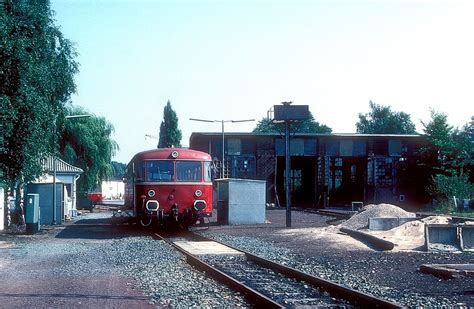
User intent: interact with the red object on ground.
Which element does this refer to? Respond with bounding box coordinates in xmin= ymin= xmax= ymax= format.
xmin=88 ymin=192 xmax=103 ymax=203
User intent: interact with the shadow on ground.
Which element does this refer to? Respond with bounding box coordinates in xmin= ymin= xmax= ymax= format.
xmin=55 ymin=216 xmax=150 ymax=240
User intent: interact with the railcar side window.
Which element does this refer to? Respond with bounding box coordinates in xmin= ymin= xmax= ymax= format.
xmin=146 ymin=160 xmax=174 ymax=182
xmin=204 ymin=161 xmax=212 ymax=182
xmin=176 ymin=161 xmax=202 ymax=182
xmin=135 ymin=161 xmax=145 ymax=181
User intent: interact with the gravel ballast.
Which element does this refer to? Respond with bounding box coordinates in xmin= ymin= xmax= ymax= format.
xmin=0 ymin=212 xmax=247 ymax=308
xmin=2 ymin=207 xmax=473 ymax=308
xmin=105 ymin=236 xmax=247 ymax=307
xmin=199 ymin=207 xmax=474 ymax=308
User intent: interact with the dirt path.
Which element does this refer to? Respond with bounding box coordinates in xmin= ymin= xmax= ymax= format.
xmin=0 ymin=218 xmax=154 ymax=308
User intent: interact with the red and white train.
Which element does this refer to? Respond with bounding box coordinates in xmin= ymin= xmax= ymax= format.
xmin=123 ymin=148 xmax=213 ymax=227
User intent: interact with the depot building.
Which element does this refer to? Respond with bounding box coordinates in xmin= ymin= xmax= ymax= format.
xmin=189 ymin=132 xmax=429 ymax=208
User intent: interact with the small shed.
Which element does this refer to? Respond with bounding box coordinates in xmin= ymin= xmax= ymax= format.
xmin=27 ymin=156 xmax=83 ymax=223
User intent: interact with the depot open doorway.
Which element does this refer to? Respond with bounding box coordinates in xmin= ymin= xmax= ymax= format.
xmin=327 ymin=157 xmax=366 ymax=206
xmin=276 ymin=156 xmax=316 ymax=208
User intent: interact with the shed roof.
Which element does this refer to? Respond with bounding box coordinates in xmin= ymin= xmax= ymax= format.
xmin=42 ymin=156 xmax=83 ymax=174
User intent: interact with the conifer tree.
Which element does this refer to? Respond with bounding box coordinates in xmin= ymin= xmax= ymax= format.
xmin=158 ymin=100 xmax=182 ymax=148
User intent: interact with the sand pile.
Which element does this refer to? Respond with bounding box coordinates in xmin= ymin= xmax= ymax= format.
xmin=369 ymin=215 xmax=451 ymax=251
xmin=340 ymin=203 xmax=416 ymax=230
xmin=420 ymin=216 xmax=450 ymax=225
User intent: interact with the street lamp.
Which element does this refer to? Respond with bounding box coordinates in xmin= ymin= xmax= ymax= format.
xmin=269 ymin=102 xmax=309 ymax=228
xmin=52 ymin=114 xmax=91 ymax=225
xmin=189 ymin=118 xmax=254 ymax=178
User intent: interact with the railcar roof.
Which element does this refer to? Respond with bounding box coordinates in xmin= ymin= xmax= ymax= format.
xmin=131 ymin=148 xmax=212 ymax=162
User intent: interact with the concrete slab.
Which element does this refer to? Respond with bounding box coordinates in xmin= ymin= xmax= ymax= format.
xmin=340 ymin=227 xmax=395 ymax=251
xmin=425 ymin=224 xmax=460 ymax=252
xmin=460 ymin=225 xmax=474 ymax=251
xmin=0 ymin=241 xmax=15 ymax=249
xmin=173 ymin=240 xmax=244 ymax=255
xmin=368 ymin=217 xmax=418 ymax=231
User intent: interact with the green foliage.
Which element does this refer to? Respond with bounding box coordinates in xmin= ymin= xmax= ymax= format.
xmin=429 ymin=173 xmax=473 ymax=213
xmin=421 ymin=111 xmax=474 ymax=211
xmin=356 ymin=101 xmax=417 ymax=134
xmin=0 ymin=1 xmax=78 ymax=187
xmin=60 ymin=105 xmax=118 ymax=191
xmin=455 ymin=117 xmax=474 ymax=180
xmin=111 ymin=161 xmax=126 ymax=180
xmin=158 ymin=100 xmax=182 ymax=148
xmin=419 ymin=110 xmax=470 ymax=174
xmin=253 ymin=112 xmax=332 ymax=134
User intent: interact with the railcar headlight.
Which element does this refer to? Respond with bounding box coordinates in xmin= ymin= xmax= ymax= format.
xmin=146 ymin=200 xmax=159 ymax=211
xmin=194 ymin=189 xmax=202 ymax=197
xmin=171 ymin=151 xmax=179 ymax=158
xmin=148 ymin=190 xmax=156 ymax=197
xmin=193 ymin=200 xmax=206 ymax=211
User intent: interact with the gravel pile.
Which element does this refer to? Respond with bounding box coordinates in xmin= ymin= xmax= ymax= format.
xmin=340 ymin=203 xmax=415 ymax=230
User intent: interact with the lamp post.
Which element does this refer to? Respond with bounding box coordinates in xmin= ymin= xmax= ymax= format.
xmin=282 ymin=102 xmax=292 ymax=228
xmin=52 ymin=114 xmax=90 ymax=225
xmin=189 ymin=118 xmax=254 ymax=178
xmin=270 ymin=102 xmax=309 ymax=228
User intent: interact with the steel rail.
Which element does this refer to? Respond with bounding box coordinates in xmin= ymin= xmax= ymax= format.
xmin=153 ymin=233 xmax=284 ymax=309
xmin=191 ymin=233 xmax=405 ymax=309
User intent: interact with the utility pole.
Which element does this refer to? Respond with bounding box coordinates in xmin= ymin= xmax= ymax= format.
xmin=284 ymin=105 xmax=292 ymax=227
xmin=269 ymin=102 xmax=309 ymax=228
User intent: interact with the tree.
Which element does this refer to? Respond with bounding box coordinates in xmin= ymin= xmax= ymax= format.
xmin=253 ymin=112 xmax=332 ymax=134
xmin=111 ymin=161 xmax=126 ymax=180
xmin=420 ymin=110 xmax=456 ymax=174
xmin=421 ymin=111 xmax=474 ymax=211
xmin=60 ymin=105 xmax=118 ymax=191
xmin=454 ymin=116 xmax=474 ymax=182
xmin=0 ymin=1 xmax=77 ymax=195
xmin=158 ymin=100 xmax=182 ymax=148
xmin=356 ymin=101 xmax=417 ymax=134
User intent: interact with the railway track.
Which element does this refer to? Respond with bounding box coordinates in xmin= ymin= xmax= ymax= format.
xmin=153 ymin=231 xmax=404 ymax=308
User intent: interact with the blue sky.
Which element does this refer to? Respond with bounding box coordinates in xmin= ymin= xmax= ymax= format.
xmin=51 ymin=0 xmax=474 ymax=163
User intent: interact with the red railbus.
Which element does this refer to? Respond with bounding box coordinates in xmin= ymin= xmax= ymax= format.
xmin=123 ymin=148 xmax=213 ymax=227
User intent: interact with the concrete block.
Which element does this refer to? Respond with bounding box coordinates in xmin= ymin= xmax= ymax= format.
xmin=216 ymin=179 xmax=266 ymax=225
xmin=369 ymin=217 xmax=418 ymax=231
xmin=351 ymin=201 xmax=363 ymax=211
xmin=425 ymin=224 xmax=460 ymax=252
xmin=460 ymin=225 xmax=474 ymax=251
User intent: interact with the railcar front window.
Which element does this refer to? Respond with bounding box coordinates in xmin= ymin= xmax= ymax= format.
xmin=146 ymin=160 xmax=174 ymax=182
xmin=176 ymin=161 xmax=202 ymax=182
